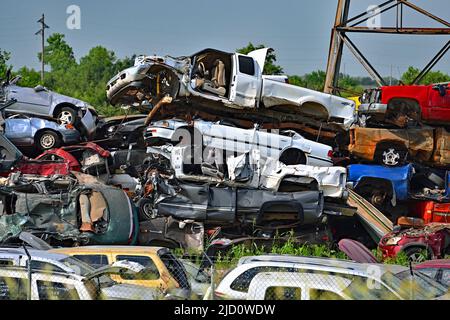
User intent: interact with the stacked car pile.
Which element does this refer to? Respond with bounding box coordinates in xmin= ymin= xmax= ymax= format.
xmin=0 ymin=47 xmax=448 ymax=264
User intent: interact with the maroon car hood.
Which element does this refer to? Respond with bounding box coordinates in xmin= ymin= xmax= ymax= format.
xmin=338 ymin=239 xmax=379 ymax=263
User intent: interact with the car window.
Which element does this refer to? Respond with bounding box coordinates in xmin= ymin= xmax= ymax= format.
xmin=238 ymin=56 xmax=255 ymax=76
xmin=116 ymin=255 xmax=160 ymax=280
xmin=343 ymin=275 xmax=398 ymax=300
xmin=159 ymin=252 xmax=190 ymax=290
xmin=264 ymin=286 xmax=301 ymax=300
xmin=440 ymin=270 xmax=450 ymax=287
xmin=389 ymin=270 xmax=447 ymax=299
xmin=309 ymin=288 xmax=344 ymax=300
xmin=73 ymin=254 xmax=109 ymax=269
xmin=0 ymin=276 xmax=28 ymax=300
xmin=230 ymin=267 xmax=296 ymax=293
xmin=417 ymin=268 xmax=438 ymax=279
xmin=30 ymin=261 xmax=65 ymax=273
xmin=37 ymin=280 xmax=80 ymax=300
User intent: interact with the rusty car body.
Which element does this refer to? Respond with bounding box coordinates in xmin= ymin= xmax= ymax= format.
xmin=348 ymin=126 xmax=450 ymax=167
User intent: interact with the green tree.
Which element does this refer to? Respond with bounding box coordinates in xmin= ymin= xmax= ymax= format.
xmin=14 ymin=67 xmax=41 ymax=88
xmin=0 ymin=49 xmax=11 ymax=77
xmin=302 ymin=70 xmax=326 ymax=91
xmin=237 ymin=43 xmax=283 ymax=75
xmin=38 ymin=33 xmax=76 ymax=72
xmin=401 ymin=66 xmax=450 ymax=85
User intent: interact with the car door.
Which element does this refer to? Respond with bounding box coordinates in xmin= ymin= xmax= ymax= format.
xmin=6 ymin=85 xmax=51 ymax=116
xmin=229 ymin=54 xmax=261 ymax=108
xmin=4 ymin=117 xmax=33 ymax=145
xmin=428 ymin=85 xmax=450 ymax=122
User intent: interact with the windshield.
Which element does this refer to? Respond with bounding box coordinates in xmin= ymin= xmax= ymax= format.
xmin=382 ymin=270 xmax=448 ymax=300
xmin=58 ymin=256 xmax=116 ymax=288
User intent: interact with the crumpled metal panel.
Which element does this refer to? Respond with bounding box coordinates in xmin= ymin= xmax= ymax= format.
xmin=432 ymin=127 xmax=450 ymax=166
xmin=261 ymin=80 xmax=356 ymax=129
xmin=0 ymin=192 xmax=83 ymax=243
xmin=260 ymin=158 xmax=347 ymax=198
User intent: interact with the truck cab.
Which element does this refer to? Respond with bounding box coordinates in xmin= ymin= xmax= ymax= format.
xmin=359 ymin=83 xmax=450 ymax=127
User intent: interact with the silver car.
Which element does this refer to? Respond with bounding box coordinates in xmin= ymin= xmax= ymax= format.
xmin=0 ymin=247 xmax=160 ymax=300
xmin=1 ymin=72 xmax=97 ymax=133
xmin=4 ymin=114 xmax=80 ymax=151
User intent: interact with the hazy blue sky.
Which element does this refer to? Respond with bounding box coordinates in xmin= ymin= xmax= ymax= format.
xmin=0 ymin=0 xmax=449 ymax=78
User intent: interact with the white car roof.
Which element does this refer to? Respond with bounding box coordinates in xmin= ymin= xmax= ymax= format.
xmin=237 ymin=255 xmax=407 ymax=276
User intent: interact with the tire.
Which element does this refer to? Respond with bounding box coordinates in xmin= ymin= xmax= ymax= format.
xmin=36 ymin=131 xmax=61 ymax=152
xmin=137 ymin=198 xmax=154 ymax=221
xmin=56 ymin=107 xmax=77 ymax=125
xmin=403 ymin=247 xmax=430 ymax=264
xmin=375 ymin=145 xmax=408 ymax=166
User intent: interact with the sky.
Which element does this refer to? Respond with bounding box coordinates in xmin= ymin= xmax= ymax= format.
xmin=0 ymin=0 xmax=449 ymax=78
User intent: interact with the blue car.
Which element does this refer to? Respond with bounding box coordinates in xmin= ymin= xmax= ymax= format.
xmin=3 ymin=114 xmax=80 ymax=152
xmin=347 ymin=164 xmax=449 ymax=213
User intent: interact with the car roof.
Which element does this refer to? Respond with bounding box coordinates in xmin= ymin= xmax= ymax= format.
xmin=50 ymin=245 xmax=165 ymax=255
xmin=0 ymin=247 xmax=69 ymax=261
xmin=238 ymin=255 xmax=407 ymax=275
xmin=415 ymin=259 xmax=450 ymax=269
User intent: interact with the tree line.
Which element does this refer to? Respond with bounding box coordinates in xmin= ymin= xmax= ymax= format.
xmin=1 ymin=36 xmax=449 ymax=116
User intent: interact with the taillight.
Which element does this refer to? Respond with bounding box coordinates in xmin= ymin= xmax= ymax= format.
xmin=327 ymin=150 xmax=334 ymax=158
xmin=65 ymin=124 xmax=75 ymax=129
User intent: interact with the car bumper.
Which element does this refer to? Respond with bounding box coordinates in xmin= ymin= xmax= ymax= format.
xmin=359 ymin=103 xmax=387 ymax=115
xmin=378 ymin=243 xmax=402 ymax=259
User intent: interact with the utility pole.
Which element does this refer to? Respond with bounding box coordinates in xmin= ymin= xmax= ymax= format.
xmin=35 ymin=14 xmax=49 ymax=84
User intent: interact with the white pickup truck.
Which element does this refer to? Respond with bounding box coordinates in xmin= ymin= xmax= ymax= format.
xmin=106 ymin=48 xmax=356 ymax=131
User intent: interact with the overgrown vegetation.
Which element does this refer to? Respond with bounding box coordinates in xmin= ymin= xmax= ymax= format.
xmin=1 ymin=38 xmax=449 ymax=117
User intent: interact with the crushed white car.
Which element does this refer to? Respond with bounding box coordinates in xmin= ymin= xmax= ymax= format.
xmin=145 ymin=118 xmax=334 ymax=167
xmin=106 ymin=48 xmax=356 ymax=131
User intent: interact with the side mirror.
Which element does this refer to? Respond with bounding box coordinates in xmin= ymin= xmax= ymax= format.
xmin=34 ymin=85 xmax=45 ymax=92
xmin=432 ymin=84 xmax=447 ymax=97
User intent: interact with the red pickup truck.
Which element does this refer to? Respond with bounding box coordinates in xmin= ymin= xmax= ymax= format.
xmin=359 ymin=83 xmax=450 ymax=127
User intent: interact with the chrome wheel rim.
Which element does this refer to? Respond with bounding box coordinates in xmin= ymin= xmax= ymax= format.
xmin=382 ymin=148 xmax=400 ymax=166
xmin=58 ymin=110 xmax=73 ymax=125
xmin=40 ymin=134 xmax=55 ymax=149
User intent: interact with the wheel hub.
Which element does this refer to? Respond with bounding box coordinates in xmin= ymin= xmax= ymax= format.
xmin=40 ymin=134 xmax=55 ymax=149
xmin=58 ymin=111 xmax=73 ymax=125
xmin=382 ymin=148 xmax=400 ymax=166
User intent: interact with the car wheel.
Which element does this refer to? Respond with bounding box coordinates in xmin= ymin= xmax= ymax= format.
xmin=377 ymin=146 xmax=407 ymax=166
xmin=138 ymin=198 xmax=154 ymax=221
xmin=404 ymin=247 xmax=429 ymax=263
xmin=36 ymin=131 xmax=61 ymax=151
xmin=57 ymin=107 xmax=77 ymax=125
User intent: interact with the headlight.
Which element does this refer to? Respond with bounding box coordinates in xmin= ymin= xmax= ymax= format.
xmin=107 ymin=126 xmax=117 ymax=133
xmin=384 ymin=236 xmax=402 ymax=246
